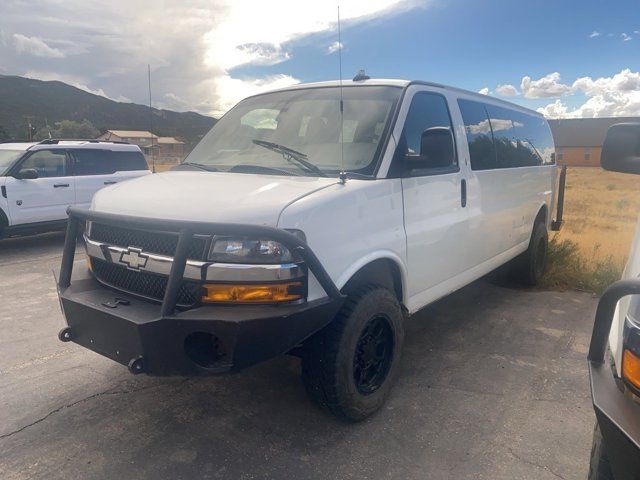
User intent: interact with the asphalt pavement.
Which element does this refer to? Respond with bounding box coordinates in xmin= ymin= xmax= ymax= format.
xmin=0 ymin=232 xmax=597 ymax=479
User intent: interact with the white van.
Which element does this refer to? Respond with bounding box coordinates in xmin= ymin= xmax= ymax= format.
xmin=0 ymin=140 xmax=150 ymax=238
xmin=56 ymin=79 xmax=562 ymax=421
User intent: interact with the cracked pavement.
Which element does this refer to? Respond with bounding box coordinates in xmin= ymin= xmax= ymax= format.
xmin=0 ymin=232 xmax=596 ymax=479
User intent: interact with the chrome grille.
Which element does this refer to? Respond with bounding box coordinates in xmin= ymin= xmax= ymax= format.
xmin=91 ymin=258 xmax=201 ymax=307
xmin=90 ymin=222 xmax=208 ymax=260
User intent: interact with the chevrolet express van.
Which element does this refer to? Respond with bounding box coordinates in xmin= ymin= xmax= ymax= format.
xmin=56 ymin=79 xmax=561 ymax=421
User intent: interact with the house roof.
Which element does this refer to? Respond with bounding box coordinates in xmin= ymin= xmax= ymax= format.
xmin=102 ymin=130 xmax=157 ymax=139
xmin=157 ymin=136 xmax=184 ymax=144
xmin=548 ymin=117 xmax=640 ymax=148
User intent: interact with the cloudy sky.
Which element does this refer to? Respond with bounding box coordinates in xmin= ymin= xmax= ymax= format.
xmin=1 ymin=0 xmax=639 ymax=118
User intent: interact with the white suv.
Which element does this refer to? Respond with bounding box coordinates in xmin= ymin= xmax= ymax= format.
xmin=0 ymin=140 xmax=150 ymax=238
xmin=55 ymin=79 xmax=562 ymax=421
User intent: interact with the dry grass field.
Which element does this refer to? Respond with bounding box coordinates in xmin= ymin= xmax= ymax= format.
xmin=543 ymin=167 xmax=640 ymax=293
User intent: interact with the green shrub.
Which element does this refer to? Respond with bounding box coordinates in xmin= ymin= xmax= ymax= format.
xmin=541 ymin=237 xmax=624 ymax=294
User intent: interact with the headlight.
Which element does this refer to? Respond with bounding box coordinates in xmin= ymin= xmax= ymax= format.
xmin=208 ymin=236 xmax=295 ymax=264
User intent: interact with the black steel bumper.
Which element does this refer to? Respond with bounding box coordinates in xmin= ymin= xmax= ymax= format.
xmin=588 ymin=280 xmax=640 ymax=479
xmin=56 ymin=208 xmax=344 ymax=376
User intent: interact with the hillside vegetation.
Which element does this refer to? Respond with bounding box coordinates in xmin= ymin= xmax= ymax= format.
xmin=0 ymin=75 xmax=216 ymax=148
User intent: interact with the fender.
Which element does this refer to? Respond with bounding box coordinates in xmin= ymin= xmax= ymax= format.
xmin=335 ymin=249 xmax=409 ymax=306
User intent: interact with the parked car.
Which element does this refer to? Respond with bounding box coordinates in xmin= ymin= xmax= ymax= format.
xmin=0 ymin=139 xmax=150 ymax=238
xmin=55 ymin=78 xmax=563 ymax=421
xmin=587 ymin=123 xmax=640 ymax=479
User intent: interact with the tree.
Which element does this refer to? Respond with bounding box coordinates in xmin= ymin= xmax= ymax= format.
xmin=0 ymin=125 xmax=9 ymax=142
xmin=34 ymin=119 xmax=100 ymax=140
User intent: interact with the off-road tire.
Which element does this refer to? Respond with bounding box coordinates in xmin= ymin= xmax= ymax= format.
xmin=511 ymin=219 xmax=548 ymax=286
xmin=588 ymin=422 xmax=614 ymax=480
xmin=301 ymin=285 xmax=404 ymax=422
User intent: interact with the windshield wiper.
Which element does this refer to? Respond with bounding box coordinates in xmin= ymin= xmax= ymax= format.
xmin=252 ymin=139 xmax=327 ymax=177
xmin=176 ymin=162 xmax=218 ymax=172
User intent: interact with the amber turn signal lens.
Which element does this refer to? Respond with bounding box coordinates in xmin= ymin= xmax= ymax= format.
xmin=623 ymin=349 xmax=640 ymax=390
xmin=202 ymin=282 xmax=304 ymax=304
xmin=86 ymin=255 xmax=93 ymax=271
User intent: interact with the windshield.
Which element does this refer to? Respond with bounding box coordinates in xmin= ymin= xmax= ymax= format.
xmin=0 ymin=149 xmax=25 ymax=175
xmin=185 ymin=86 xmax=402 ymax=177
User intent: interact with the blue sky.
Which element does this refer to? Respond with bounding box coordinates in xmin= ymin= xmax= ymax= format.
xmin=2 ymin=0 xmax=639 ymax=118
xmin=233 ymin=0 xmax=640 ymax=116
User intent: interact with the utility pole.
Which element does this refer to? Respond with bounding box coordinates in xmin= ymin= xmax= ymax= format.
xmin=24 ymin=115 xmax=34 ymax=141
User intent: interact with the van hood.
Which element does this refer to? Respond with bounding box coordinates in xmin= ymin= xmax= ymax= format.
xmin=91 ymin=171 xmax=338 ymax=226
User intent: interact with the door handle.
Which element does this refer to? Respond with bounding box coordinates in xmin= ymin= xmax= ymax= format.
xmin=103 ymin=181 xmax=117 ymax=185
xmin=461 ymin=179 xmax=467 ymax=208
xmin=53 ymin=183 xmax=70 ymax=188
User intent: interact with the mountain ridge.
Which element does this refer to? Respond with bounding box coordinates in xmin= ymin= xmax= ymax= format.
xmin=0 ymin=75 xmax=216 ymax=147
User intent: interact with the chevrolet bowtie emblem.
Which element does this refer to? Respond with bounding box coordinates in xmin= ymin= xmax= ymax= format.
xmin=120 ymin=247 xmax=149 ymax=271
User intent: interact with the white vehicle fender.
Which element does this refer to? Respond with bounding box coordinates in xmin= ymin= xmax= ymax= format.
xmin=335 ymin=249 xmax=409 ymax=305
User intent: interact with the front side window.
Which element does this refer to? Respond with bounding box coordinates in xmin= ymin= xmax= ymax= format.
xmin=185 ymin=86 xmax=401 ymax=177
xmin=395 ymin=92 xmax=457 ymax=176
xmin=20 ymin=150 xmax=68 ymax=177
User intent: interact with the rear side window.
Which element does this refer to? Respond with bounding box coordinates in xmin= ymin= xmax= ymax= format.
xmin=512 ymin=112 xmax=555 ymax=165
xmin=458 ymin=99 xmax=496 ymax=170
xmin=72 ymin=149 xmax=148 ymax=175
xmin=459 ymin=100 xmax=555 ymax=170
xmin=485 ymin=105 xmax=517 ymax=169
xmin=112 ymin=151 xmax=148 ymax=171
xmin=72 ymin=150 xmax=114 ymax=175
xmin=21 ymin=150 xmax=69 ymax=177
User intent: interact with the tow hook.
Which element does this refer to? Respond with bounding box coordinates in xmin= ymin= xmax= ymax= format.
xmin=58 ymin=327 xmax=73 ymax=342
xmin=128 ymin=356 xmax=145 ymax=375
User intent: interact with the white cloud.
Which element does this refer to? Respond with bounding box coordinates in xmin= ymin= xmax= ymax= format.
xmin=495 ymin=84 xmax=518 ymax=96
xmin=536 ymin=99 xmax=569 ymax=118
xmin=478 ymin=87 xmax=489 ymax=95
xmin=537 ymin=69 xmax=640 ymax=118
xmin=212 ymin=74 xmax=300 ymax=113
xmin=520 ymin=72 xmax=571 ymax=98
xmin=621 ymin=33 xmax=632 ymax=42
xmin=327 ymin=41 xmax=343 ymax=54
xmin=12 ymin=33 xmax=64 ymax=58
xmin=588 ymin=31 xmax=601 ymax=38
xmin=1 ymin=0 xmax=424 ymax=116
xmin=204 ymin=1 xmax=421 ymax=71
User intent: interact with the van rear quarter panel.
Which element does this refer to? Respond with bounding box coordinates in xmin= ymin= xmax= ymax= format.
xmin=277 ymin=179 xmax=407 ymax=304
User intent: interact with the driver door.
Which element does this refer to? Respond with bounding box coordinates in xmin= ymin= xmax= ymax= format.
xmin=397 ymin=90 xmax=472 ymax=310
xmin=5 ymin=149 xmax=74 ymax=225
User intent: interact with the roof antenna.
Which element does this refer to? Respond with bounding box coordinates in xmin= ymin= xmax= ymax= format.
xmin=337 ymin=5 xmax=347 ymax=184
xmin=148 ymin=64 xmax=156 ymax=173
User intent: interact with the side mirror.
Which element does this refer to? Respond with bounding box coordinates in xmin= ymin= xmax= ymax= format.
xmin=404 ymin=127 xmax=455 ymax=174
xmin=15 ymin=168 xmax=39 ymax=180
xmin=601 ymin=123 xmax=640 ymax=174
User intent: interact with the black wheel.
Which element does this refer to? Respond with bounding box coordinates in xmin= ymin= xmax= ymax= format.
xmin=511 ymin=220 xmax=548 ymax=286
xmin=588 ymin=422 xmax=614 ymax=480
xmin=301 ymin=285 xmax=404 ymax=422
